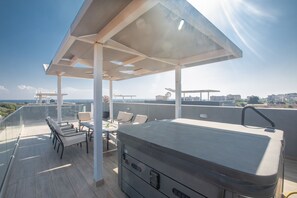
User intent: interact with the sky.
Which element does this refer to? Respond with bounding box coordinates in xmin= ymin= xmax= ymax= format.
xmin=0 ymin=0 xmax=296 ymax=100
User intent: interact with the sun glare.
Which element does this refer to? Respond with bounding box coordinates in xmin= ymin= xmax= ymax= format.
xmin=188 ymin=0 xmax=278 ymax=58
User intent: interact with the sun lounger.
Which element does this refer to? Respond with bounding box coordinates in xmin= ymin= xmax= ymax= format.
xmin=112 ymin=111 xmax=133 ymax=124
xmin=132 ymin=114 xmax=148 ymax=124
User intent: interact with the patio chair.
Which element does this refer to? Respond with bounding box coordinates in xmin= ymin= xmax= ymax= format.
xmin=109 ymin=113 xmax=147 ymax=147
xmin=132 ymin=114 xmax=148 ymax=124
xmin=46 ymin=117 xmax=77 ymax=150
xmin=46 ymin=116 xmax=74 ymax=139
xmin=113 ymin=111 xmax=133 ymax=124
xmin=77 ymin=112 xmax=92 ymax=130
xmin=51 ymin=120 xmax=88 ymax=159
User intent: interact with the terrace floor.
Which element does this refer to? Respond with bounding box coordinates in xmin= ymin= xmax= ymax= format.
xmin=3 ymin=124 xmax=297 ymax=198
xmin=4 ymin=124 xmax=124 ymax=198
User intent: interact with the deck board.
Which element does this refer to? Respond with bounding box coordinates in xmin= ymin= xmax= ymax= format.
xmin=35 ymin=172 xmax=56 ymax=198
xmin=3 ymin=124 xmax=297 ymax=198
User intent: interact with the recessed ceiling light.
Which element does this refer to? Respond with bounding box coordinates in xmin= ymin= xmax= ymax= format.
xmin=123 ymin=64 xmax=134 ymax=67
xmin=178 ymin=19 xmax=184 ymax=31
xmin=110 ymin=60 xmax=123 ymax=65
xmin=119 ymin=70 xmax=134 ymax=74
xmin=61 ymin=58 xmax=71 ymax=61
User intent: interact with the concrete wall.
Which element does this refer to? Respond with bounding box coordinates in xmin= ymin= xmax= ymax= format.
xmin=110 ymin=103 xmax=297 ymax=159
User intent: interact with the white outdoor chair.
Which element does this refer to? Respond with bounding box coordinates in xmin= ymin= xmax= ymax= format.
xmin=51 ymin=119 xmax=88 ymax=159
xmin=46 ymin=117 xmax=76 ymax=147
xmin=77 ymin=112 xmax=92 ymax=130
xmin=109 ymin=113 xmax=147 ymax=147
xmin=113 ymin=111 xmax=133 ymax=124
xmin=132 ymin=114 xmax=148 ymax=124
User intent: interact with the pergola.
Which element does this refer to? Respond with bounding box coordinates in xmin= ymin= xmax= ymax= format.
xmin=44 ymin=0 xmax=242 ymax=185
xmin=165 ymin=88 xmax=220 ymax=101
xmin=114 ymin=94 xmax=136 ymax=102
xmin=35 ymin=92 xmax=67 ymax=103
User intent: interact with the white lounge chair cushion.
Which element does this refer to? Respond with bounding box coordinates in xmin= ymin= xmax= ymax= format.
xmin=133 ymin=115 xmax=148 ymax=124
xmin=50 ymin=119 xmax=76 ymax=135
xmin=113 ymin=111 xmax=133 ymax=124
xmin=116 ymin=111 xmax=126 ymax=120
xmin=61 ymin=128 xmax=77 ymax=135
xmin=61 ymin=133 xmax=86 ymax=147
xmin=121 ymin=112 xmax=133 ymax=122
xmin=50 ymin=119 xmax=86 ymax=145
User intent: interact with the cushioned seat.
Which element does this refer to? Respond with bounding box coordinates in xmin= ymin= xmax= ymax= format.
xmin=132 ymin=114 xmax=148 ymax=124
xmin=50 ymin=119 xmax=88 ymax=159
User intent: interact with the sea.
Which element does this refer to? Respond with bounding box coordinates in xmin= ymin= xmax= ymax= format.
xmin=0 ymin=99 xmax=152 ymax=104
xmin=0 ymin=99 xmax=93 ymax=104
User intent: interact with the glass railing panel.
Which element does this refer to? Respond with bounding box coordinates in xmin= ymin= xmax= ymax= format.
xmin=0 ymin=121 xmax=7 ymax=190
xmin=5 ymin=109 xmax=22 ymax=157
xmin=21 ymin=104 xmax=84 ymax=125
xmin=62 ymin=104 xmax=84 ymax=121
xmin=0 ymin=107 xmax=23 ymax=191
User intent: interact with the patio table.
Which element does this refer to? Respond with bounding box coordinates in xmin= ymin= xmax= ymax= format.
xmin=80 ymin=121 xmax=118 ymax=150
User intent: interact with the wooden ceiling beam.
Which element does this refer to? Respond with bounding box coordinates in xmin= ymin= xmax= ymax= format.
xmin=96 ymin=0 xmax=159 ymax=43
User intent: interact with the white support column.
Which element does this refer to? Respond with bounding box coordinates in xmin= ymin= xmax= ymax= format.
xmin=175 ymin=65 xmax=182 ymax=119
xmin=57 ymin=75 xmax=62 ymax=123
xmin=200 ymin=92 xmax=202 ymax=101
xmin=109 ymin=78 xmax=114 ymax=122
xmin=93 ymin=43 xmax=104 ymax=186
xmin=208 ymin=92 xmax=210 ymax=101
xmin=39 ymin=95 xmax=42 ymax=104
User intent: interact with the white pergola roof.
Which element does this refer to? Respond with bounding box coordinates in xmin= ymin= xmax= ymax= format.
xmin=35 ymin=92 xmax=67 ymax=97
xmin=166 ymin=88 xmax=220 ymax=94
xmin=45 ymin=0 xmax=242 ymax=80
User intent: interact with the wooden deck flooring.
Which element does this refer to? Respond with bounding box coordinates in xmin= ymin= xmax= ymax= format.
xmin=3 ymin=124 xmax=297 ymax=198
xmin=4 ymin=124 xmax=125 ymax=198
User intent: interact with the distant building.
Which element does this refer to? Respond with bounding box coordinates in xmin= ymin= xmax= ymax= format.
xmin=210 ymin=94 xmax=241 ymax=101
xmin=184 ymin=96 xmax=200 ymax=101
xmin=210 ymin=95 xmax=226 ymax=101
xmin=226 ymin=94 xmax=241 ymax=101
xmin=267 ymin=94 xmax=285 ymax=103
xmin=156 ymin=95 xmax=168 ymax=101
xmin=285 ymin=93 xmax=297 ymax=103
xmin=156 ymin=92 xmax=171 ymax=101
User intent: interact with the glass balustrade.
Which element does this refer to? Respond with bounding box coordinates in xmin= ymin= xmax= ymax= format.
xmin=0 ymin=104 xmax=84 ymax=191
xmin=0 ymin=107 xmax=23 ymax=190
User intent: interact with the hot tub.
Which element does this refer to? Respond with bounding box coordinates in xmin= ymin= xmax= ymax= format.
xmin=117 ymin=118 xmax=284 ymax=198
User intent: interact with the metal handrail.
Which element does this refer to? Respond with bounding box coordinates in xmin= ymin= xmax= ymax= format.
xmin=241 ymin=106 xmax=275 ymax=128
